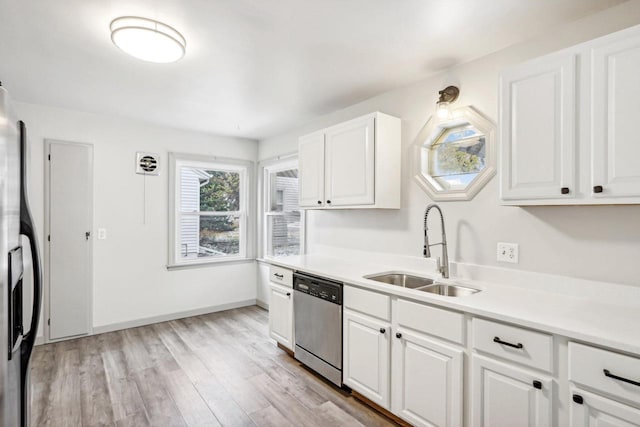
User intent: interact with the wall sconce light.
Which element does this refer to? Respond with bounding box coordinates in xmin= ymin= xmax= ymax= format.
xmin=436 ymin=86 xmax=460 ymax=120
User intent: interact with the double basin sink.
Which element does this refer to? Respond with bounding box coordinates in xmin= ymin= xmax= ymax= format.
xmin=364 ymin=272 xmax=480 ymax=297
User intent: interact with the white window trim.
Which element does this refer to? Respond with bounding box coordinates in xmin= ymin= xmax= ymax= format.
xmin=257 ymin=154 xmax=305 ymax=260
xmin=168 ymin=152 xmax=255 ymax=269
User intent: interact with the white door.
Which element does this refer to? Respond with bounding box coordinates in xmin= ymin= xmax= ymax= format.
xmin=500 ymin=52 xmax=577 ymax=201
xmin=324 ymin=115 xmax=375 ymax=207
xmin=472 ymin=355 xmax=552 ymax=427
xmin=343 ymin=309 xmax=390 ymax=409
xmin=391 ymin=329 xmax=463 ymax=427
xmin=48 ymin=141 xmax=93 ymax=340
xmin=590 ymin=30 xmax=640 ymax=198
xmin=268 ymin=283 xmax=293 ymax=350
xmin=571 ymin=389 xmax=640 ymax=427
xmin=298 ymin=131 xmax=325 ymax=207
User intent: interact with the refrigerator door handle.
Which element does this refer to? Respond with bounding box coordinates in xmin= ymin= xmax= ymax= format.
xmin=18 ymin=120 xmax=42 ymax=427
xmin=18 ymin=223 xmax=41 ymax=356
xmin=18 ymin=121 xmax=42 ymax=357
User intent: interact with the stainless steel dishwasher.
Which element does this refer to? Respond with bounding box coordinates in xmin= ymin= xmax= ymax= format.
xmin=293 ymin=272 xmax=343 ymax=387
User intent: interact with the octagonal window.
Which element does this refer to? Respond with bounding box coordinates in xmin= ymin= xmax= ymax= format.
xmin=428 ymin=124 xmax=486 ymax=191
xmin=412 ymin=106 xmax=496 ymax=201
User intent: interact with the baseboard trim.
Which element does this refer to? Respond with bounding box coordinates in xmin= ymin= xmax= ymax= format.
xmin=92 ymin=299 xmax=257 ymax=335
xmin=34 ymin=336 xmax=45 ymax=346
xmin=256 ymin=299 xmax=269 ymax=310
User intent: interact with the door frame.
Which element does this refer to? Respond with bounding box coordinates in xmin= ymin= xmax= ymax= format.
xmin=43 ymin=139 xmax=94 ymax=343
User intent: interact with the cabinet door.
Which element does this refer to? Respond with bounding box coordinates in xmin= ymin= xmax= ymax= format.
xmin=571 ymin=389 xmax=640 ymax=427
xmin=268 ymin=283 xmax=293 ymax=350
xmin=324 ymin=115 xmax=375 ymax=206
xmin=500 ymin=53 xmax=576 ymax=201
xmin=472 ymin=355 xmax=552 ymax=427
xmin=343 ymin=309 xmax=390 ymax=409
xmin=591 ymin=30 xmax=640 ymax=198
xmin=298 ymin=131 xmax=325 ymax=207
xmin=392 ymin=329 xmax=463 ymax=427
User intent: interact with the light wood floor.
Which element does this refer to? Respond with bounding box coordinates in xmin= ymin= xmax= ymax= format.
xmin=30 ymin=305 xmax=398 ymax=427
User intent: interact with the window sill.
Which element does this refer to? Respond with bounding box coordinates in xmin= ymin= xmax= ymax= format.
xmin=167 ymin=257 xmax=255 ymax=271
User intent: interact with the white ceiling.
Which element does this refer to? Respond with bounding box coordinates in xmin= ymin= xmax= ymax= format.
xmin=0 ymin=0 xmax=624 ymax=139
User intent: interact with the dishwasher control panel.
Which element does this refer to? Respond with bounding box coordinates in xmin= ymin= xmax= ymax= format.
xmin=293 ymin=273 xmax=342 ymax=305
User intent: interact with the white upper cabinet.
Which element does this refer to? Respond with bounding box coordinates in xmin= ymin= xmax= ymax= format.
xmin=298 ymin=131 xmax=326 ymax=207
xmin=590 ymin=29 xmax=640 ymax=199
xmin=500 ymin=24 xmax=640 ymax=205
xmin=298 ymin=112 xmax=401 ymax=209
xmin=500 ymin=52 xmax=576 ymax=201
xmin=325 ymin=115 xmax=375 ymax=207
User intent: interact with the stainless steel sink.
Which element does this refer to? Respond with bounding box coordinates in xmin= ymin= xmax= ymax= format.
xmin=364 ymin=272 xmax=480 ymax=297
xmin=419 ymin=283 xmax=480 ymax=297
xmin=364 ymin=272 xmax=435 ymax=289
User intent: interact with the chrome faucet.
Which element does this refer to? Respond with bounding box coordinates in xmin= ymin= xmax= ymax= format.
xmin=423 ymin=203 xmax=449 ymax=279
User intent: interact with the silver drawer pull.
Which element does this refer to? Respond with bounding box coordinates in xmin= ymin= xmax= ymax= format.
xmin=604 ymin=369 xmax=640 ymax=387
xmin=493 ymin=336 xmax=523 ymax=349
xmin=274 ymin=273 xmax=284 ymax=279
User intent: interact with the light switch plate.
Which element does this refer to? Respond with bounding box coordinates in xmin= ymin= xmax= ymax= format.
xmin=97 ymin=228 xmax=107 ymax=240
xmin=497 ymin=242 xmax=518 ymax=263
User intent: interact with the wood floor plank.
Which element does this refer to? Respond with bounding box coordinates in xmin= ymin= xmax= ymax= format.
xmin=45 ymin=345 xmax=82 ymax=426
xmin=79 ymin=335 xmax=115 ymax=426
xmin=249 ymin=405 xmax=296 ymax=427
xmin=249 ymin=373 xmax=325 ymax=427
xmin=194 ymin=376 xmax=257 ymax=427
xmin=137 ymin=322 xmax=181 ymax=370
xmin=108 ymin=377 xmax=148 ymax=422
xmin=163 ymin=368 xmax=221 ymax=427
xmin=120 ymin=327 xmax=153 ymax=373
xmin=155 ymin=322 xmax=213 ymax=383
xmin=115 ymin=410 xmax=152 ymax=427
xmin=133 ymin=367 xmax=187 ymax=426
xmin=317 ymin=401 xmax=366 ymax=427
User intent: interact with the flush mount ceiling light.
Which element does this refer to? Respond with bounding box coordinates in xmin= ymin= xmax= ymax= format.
xmin=110 ymin=16 xmax=186 ymax=63
xmin=435 ymin=86 xmax=460 ymax=121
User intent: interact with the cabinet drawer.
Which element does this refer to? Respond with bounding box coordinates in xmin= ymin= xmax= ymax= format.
xmin=396 ymin=298 xmax=465 ymax=345
xmin=269 ymin=265 xmax=293 ymax=287
xmin=569 ymin=342 xmax=640 ymax=404
xmin=472 ymin=318 xmax=553 ymax=372
xmin=344 ymin=285 xmax=390 ymax=321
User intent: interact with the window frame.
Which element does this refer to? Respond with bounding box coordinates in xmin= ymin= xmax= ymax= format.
xmin=259 ymin=156 xmax=305 ymax=260
xmin=168 ymin=153 xmax=254 ymax=268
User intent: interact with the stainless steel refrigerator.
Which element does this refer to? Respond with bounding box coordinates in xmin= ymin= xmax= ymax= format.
xmin=0 ymin=83 xmax=42 ymax=427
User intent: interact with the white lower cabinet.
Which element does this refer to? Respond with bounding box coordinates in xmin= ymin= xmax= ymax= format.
xmin=338 ymin=284 xmax=639 ymax=427
xmin=570 ymin=389 xmax=640 ymax=427
xmin=343 ymin=309 xmax=391 ymax=409
xmin=391 ymin=329 xmax=463 ymax=427
xmin=268 ymin=282 xmax=293 ymax=350
xmin=343 ymin=287 xmax=464 ymax=425
xmin=472 ymin=355 xmax=552 ymax=427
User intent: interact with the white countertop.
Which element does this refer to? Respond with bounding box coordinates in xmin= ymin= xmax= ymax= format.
xmin=267 ymin=251 xmax=640 ymax=356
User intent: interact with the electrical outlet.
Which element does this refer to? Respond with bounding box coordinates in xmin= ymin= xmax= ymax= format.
xmin=497 ymin=242 xmax=519 ymax=263
xmin=97 ymin=228 xmax=107 ymax=240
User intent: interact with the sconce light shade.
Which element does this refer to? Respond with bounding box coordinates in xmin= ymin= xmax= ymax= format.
xmin=436 ymin=86 xmax=460 ymax=121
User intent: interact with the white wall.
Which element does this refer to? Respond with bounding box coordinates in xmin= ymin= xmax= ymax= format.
xmin=17 ymin=102 xmax=259 ymax=339
xmin=259 ymin=2 xmax=640 ymax=287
